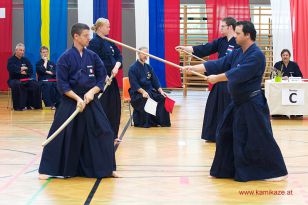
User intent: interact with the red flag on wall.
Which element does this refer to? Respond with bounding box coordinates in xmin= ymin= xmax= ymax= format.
xmin=205 ymin=0 xmax=250 ymax=91
xmin=108 ymin=0 xmax=123 ymax=88
xmin=164 ymin=0 xmax=181 ymax=88
xmin=0 ymin=0 xmax=12 ymax=91
xmin=206 ymin=0 xmax=250 ymax=60
xmin=290 ymin=0 xmax=308 ymax=78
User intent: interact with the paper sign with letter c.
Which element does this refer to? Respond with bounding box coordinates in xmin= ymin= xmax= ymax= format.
xmin=282 ymin=89 xmax=304 ymax=105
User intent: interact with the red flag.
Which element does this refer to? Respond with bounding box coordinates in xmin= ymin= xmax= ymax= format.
xmin=164 ymin=97 xmax=175 ymax=113
xmin=0 ymin=0 xmax=12 ymax=91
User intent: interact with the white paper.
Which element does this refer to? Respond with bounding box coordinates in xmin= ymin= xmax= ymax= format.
xmin=288 ymin=77 xmax=302 ymax=82
xmin=282 ymin=88 xmax=304 ymax=105
xmin=144 ymin=97 xmax=157 ymax=116
xmin=0 ymin=8 xmax=5 ymax=19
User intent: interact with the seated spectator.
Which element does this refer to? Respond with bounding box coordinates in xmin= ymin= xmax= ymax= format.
xmin=7 ymin=43 xmax=42 ymax=111
xmin=272 ymin=49 xmax=303 ymax=118
xmin=128 ymin=47 xmax=171 ymax=128
xmin=36 ymin=46 xmax=60 ymax=109
xmin=274 ymin=49 xmax=303 ymax=78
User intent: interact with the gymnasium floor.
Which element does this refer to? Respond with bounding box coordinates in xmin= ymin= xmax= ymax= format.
xmin=0 ymin=90 xmax=307 ymax=205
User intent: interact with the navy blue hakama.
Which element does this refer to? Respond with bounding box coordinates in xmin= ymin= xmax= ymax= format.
xmin=205 ymin=44 xmax=288 ymax=181
xmin=8 ymin=79 xmax=42 ymax=110
xmin=210 ymin=93 xmax=288 ymax=181
xmin=36 ymin=59 xmax=60 ymax=107
xmin=193 ymin=37 xmax=238 ymax=141
xmin=7 ymin=55 xmax=42 ymax=110
xmin=39 ymin=81 xmax=60 ymax=107
xmin=88 ymin=34 xmax=122 ymax=139
xmin=39 ymin=46 xmax=116 ymax=178
xmin=99 ymin=78 xmax=121 ymax=138
xmin=129 ymin=89 xmax=171 ymax=128
xmin=128 ymin=60 xmax=170 ymax=128
xmin=201 ymin=82 xmax=231 ymax=141
xmin=39 ymin=94 xmax=116 ymax=178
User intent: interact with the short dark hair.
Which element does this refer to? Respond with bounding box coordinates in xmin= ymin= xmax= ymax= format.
xmin=71 ymin=23 xmax=90 ymax=38
xmin=40 ymin=46 xmax=49 ymax=52
xmin=222 ymin=17 xmax=237 ymax=30
xmin=236 ymin=21 xmax=257 ymax=41
xmin=281 ymin=49 xmax=291 ymax=57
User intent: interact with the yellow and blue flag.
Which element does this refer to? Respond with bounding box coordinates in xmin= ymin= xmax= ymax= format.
xmin=24 ymin=0 xmax=67 ymax=78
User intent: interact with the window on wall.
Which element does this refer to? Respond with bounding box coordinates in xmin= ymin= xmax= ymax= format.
xmin=250 ymin=4 xmax=272 ymax=45
xmin=180 ymin=3 xmax=273 ymax=89
xmin=180 ymin=4 xmax=208 ymax=46
xmin=250 ymin=4 xmax=273 ymax=83
xmin=180 ymin=4 xmax=272 ymax=48
xmin=180 ymin=4 xmax=209 ymax=92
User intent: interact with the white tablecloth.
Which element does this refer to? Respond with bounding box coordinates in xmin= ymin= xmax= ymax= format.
xmin=265 ymin=80 xmax=308 ymax=115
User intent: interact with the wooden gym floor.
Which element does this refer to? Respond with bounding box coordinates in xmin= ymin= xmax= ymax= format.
xmin=0 ymin=90 xmax=308 ymax=205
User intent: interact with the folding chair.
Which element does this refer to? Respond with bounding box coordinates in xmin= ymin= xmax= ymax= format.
xmin=123 ymin=77 xmax=133 ymax=126
xmin=7 ymin=88 xmax=12 ymax=110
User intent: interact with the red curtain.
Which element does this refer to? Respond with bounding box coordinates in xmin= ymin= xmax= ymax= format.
xmin=108 ymin=0 xmax=123 ymax=88
xmin=165 ymin=0 xmax=181 ymax=88
xmin=0 ymin=0 xmax=12 ymax=91
xmin=205 ymin=0 xmax=250 ymax=90
xmin=290 ymin=0 xmax=308 ymax=78
xmin=206 ymin=0 xmax=250 ymax=60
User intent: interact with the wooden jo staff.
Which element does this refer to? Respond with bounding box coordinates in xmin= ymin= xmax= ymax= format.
xmin=98 ymin=75 xmax=114 ymax=99
xmin=41 ymin=75 xmax=114 ymax=147
xmin=181 ymin=49 xmax=206 ymax=62
xmin=102 ymin=36 xmax=208 ymax=80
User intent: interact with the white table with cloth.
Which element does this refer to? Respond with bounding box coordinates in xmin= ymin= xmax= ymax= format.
xmin=265 ymin=80 xmax=308 ymax=115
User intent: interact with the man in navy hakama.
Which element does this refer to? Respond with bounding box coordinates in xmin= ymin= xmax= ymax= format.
xmin=39 ymin=23 xmax=116 ymax=179
xmin=185 ymin=21 xmax=287 ymax=182
xmin=176 ymin=17 xmax=238 ymax=142
xmin=36 ymin=46 xmax=60 ymax=109
xmin=128 ymin=47 xmax=171 ymax=128
xmin=88 ymin=18 xmax=122 ymax=140
xmin=7 ymin=43 xmax=42 ymax=111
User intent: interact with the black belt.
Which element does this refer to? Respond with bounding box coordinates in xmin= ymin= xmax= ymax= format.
xmin=233 ymin=90 xmax=261 ymax=105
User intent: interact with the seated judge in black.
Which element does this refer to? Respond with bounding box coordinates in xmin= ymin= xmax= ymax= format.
xmin=274 ymin=49 xmax=303 ymax=78
xmin=128 ymin=47 xmax=171 ymax=128
xmin=7 ymin=43 xmax=42 ymax=111
xmin=273 ymin=49 xmax=304 ymax=118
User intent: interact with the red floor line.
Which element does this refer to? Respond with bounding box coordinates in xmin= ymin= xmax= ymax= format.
xmin=0 ymin=154 xmax=41 ymax=193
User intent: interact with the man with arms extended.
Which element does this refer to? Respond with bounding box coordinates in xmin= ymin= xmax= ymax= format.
xmin=184 ymin=21 xmax=288 ymax=182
